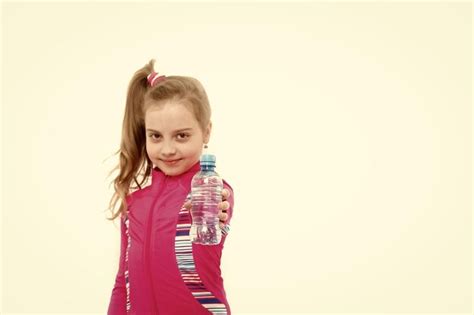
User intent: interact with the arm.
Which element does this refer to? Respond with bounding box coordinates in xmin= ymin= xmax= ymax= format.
xmin=107 ymin=214 xmax=128 ymax=315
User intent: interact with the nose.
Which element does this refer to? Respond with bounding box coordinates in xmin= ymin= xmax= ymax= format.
xmin=161 ymin=140 xmax=177 ymax=157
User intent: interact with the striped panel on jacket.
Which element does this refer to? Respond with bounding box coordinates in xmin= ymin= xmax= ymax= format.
xmin=174 ymin=193 xmax=228 ymax=314
xmin=123 ymin=193 xmax=230 ymax=314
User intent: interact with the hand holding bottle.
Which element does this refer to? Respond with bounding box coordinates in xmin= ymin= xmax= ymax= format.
xmin=184 ymin=188 xmax=230 ymax=230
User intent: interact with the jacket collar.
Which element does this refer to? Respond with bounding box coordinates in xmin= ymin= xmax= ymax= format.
xmin=151 ymin=160 xmax=201 ymax=190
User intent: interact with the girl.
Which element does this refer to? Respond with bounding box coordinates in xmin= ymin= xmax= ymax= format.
xmin=106 ymin=59 xmax=234 ymax=315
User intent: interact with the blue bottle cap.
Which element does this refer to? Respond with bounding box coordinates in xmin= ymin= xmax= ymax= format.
xmin=200 ymin=153 xmax=216 ymax=167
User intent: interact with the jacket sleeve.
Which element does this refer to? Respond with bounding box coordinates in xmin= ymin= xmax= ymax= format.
xmin=107 ymin=214 xmax=128 ymax=315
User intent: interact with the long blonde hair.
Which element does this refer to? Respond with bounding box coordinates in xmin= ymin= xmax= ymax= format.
xmin=105 ymin=58 xmax=211 ymax=221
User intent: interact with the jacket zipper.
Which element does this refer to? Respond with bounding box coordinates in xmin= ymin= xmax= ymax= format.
xmin=144 ymin=175 xmax=168 ymax=314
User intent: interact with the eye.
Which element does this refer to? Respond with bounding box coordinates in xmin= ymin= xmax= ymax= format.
xmin=177 ymin=133 xmax=190 ymax=140
xmin=148 ymin=133 xmax=190 ymax=141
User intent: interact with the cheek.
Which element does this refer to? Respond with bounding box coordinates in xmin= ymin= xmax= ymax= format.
xmin=182 ymin=145 xmax=198 ymax=155
xmin=145 ymin=141 xmax=159 ymax=156
xmin=181 ymin=142 xmax=203 ymax=156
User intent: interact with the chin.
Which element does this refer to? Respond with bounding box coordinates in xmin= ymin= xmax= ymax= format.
xmin=158 ymin=162 xmax=183 ymax=175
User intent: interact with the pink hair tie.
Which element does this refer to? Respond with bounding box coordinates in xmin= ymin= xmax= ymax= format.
xmin=147 ymin=71 xmax=166 ymax=87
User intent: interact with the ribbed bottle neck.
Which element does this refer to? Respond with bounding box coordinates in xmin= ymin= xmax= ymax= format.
xmin=200 ymin=165 xmax=216 ymax=172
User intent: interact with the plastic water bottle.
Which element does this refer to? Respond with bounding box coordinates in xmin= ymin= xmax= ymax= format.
xmin=189 ymin=153 xmax=223 ymax=245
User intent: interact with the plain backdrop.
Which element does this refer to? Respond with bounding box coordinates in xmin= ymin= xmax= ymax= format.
xmin=1 ymin=1 xmax=472 ymax=314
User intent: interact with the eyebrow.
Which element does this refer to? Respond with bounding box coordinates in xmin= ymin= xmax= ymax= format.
xmin=146 ymin=128 xmax=193 ymax=133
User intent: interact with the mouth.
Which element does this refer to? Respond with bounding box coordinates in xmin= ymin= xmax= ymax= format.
xmin=162 ymin=159 xmax=182 ymax=165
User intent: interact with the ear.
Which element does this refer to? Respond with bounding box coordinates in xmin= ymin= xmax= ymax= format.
xmin=204 ymin=121 xmax=212 ymax=143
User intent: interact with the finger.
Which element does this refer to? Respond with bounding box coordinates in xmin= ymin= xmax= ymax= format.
xmin=222 ymin=188 xmax=230 ymax=200
xmin=183 ymin=200 xmax=191 ymax=209
xmin=218 ymin=212 xmax=228 ymax=221
xmin=219 ymin=200 xmax=230 ymax=212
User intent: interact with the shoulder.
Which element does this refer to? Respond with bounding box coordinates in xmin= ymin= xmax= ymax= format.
xmin=125 ymin=185 xmax=152 ymax=208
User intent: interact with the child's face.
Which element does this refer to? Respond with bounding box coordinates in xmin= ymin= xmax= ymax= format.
xmin=144 ymin=101 xmax=211 ymax=176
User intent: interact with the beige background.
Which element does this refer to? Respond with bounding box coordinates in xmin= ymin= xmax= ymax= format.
xmin=1 ymin=1 xmax=472 ymax=314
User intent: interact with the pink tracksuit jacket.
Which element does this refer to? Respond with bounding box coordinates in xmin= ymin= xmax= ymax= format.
xmin=107 ymin=160 xmax=234 ymax=314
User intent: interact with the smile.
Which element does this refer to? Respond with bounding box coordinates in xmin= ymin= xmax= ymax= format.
xmin=163 ymin=159 xmax=182 ymax=166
